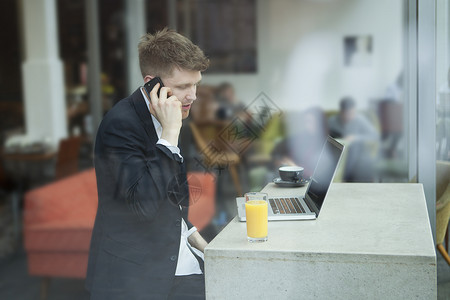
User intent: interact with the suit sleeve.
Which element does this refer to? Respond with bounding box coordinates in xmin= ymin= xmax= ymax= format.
xmin=96 ymin=114 xmax=190 ymax=222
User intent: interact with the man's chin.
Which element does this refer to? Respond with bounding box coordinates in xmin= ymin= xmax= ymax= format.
xmin=182 ymin=110 xmax=190 ymax=119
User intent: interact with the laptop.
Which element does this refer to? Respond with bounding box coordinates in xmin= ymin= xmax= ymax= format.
xmin=237 ymin=136 xmax=344 ymax=221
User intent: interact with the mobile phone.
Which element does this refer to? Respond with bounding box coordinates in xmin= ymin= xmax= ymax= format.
xmin=143 ymin=77 xmax=164 ymax=98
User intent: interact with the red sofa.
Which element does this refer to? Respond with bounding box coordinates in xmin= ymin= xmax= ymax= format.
xmin=23 ymin=168 xmax=97 ymax=278
xmin=23 ymin=169 xmax=216 ymax=281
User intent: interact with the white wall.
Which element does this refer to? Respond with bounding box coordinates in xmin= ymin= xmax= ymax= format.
xmin=202 ymin=0 xmax=404 ymax=111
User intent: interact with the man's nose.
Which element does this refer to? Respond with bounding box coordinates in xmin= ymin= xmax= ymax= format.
xmin=187 ymin=85 xmax=197 ymax=101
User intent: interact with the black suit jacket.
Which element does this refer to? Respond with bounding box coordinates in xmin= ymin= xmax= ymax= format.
xmin=86 ymin=89 xmax=193 ymax=299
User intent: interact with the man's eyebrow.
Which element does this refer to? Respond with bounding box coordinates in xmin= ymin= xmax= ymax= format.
xmin=175 ymin=80 xmax=202 ymax=88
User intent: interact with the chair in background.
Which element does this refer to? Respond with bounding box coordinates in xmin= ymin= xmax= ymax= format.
xmin=189 ymin=85 xmax=243 ymax=196
xmin=54 ymin=136 xmax=82 ymax=180
xmin=378 ymin=100 xmax=403 ymax=155
xmin=23 ymin=169 xmax=97 ymax=299
xmin=187 ymin=172 xmax=216 ymax=231
xmin=189 ymin=122 xmax=243 ymax=196
xmin=23 ymin=168 xmax=215 ymax=299
xmin=436 ymin=160 xmax=450 ymax=265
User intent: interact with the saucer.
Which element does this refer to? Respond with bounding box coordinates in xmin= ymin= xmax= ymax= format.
xmin=273 ymin=177 xmax=309 ymax=187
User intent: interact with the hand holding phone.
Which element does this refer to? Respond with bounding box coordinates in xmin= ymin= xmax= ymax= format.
xmin=142 ymin=77 xmax=182 ymax=145
xmin=143 ymin=77 xmax=164 ymax=98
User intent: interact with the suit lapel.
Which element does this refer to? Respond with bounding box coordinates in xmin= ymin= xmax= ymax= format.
xmin=130 ymin=88 xmax=158 ymax=145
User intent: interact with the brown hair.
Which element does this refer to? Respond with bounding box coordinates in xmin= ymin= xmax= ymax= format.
xmin=138 ymin=28 xmax=209 ymax=78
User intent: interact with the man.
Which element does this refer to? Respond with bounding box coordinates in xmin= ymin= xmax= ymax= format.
xmin=328 ymin=97 xmax=379 ymax=182
xmin=85 ymin=28 xmax=210 ymax=299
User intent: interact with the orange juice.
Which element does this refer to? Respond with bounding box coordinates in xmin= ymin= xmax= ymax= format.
xmin=245 ymin=200 xmax=268 ymax=240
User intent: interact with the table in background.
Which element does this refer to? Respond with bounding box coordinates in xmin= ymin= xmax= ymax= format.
xmin=1 ymin=150 xmax=57 ymax=246
xmin=205 ymin=183 xmax=436 ymax=299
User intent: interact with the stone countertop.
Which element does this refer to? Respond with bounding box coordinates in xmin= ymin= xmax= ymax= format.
xmin=206 ymin=183 xmax=435 ymax=262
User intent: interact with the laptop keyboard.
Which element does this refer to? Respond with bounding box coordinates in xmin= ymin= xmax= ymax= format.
xmin=269 ymin=197 xmax=311 ymax=214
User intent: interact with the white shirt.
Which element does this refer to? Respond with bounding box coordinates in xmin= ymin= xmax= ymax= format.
xmin=140 ymin=88 xmax=203 ymax=276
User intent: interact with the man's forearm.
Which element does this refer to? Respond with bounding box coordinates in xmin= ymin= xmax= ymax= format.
xmin=161 ymin=128 xmax=180 ymax=147
xmin=188 ymin=231 xmax=208 ymax=253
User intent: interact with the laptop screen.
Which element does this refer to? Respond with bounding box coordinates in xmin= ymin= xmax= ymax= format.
xmin=305 ymin=136 xmax=344 ymax=212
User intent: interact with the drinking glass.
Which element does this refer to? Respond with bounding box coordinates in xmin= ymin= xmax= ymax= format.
xmin=245 ymin=192 xmax=268 ymax=242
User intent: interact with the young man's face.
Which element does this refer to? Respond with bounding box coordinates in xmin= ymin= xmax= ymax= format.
xmin=161 ymin=68 xmax=202 ymax=119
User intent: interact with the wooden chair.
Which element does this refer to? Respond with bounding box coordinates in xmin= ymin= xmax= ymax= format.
xmin=55 ymin=136 xmax=82 ymax=180
xmin=189 ymin=122 xmax=243 ymax=196
xmin=436 ymin=160 xmax=450 ymax=265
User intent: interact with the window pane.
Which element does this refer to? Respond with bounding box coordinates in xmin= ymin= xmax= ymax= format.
xmin=437 ymin=1 xmax=450 ymax=163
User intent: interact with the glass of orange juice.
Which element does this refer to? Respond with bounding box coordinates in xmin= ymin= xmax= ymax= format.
xmin=245 ymin=192 xmax=268 ymax=242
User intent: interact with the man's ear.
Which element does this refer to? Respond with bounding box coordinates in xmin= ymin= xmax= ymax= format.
xmin=143 ymin=75 xmax=155 ymax=83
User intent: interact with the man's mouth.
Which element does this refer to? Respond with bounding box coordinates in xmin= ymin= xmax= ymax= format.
xmin=182 ymin=103 xmax=192 ymax=110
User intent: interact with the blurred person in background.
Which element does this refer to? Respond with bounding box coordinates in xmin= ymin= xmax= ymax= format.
xmin=328 ymin=97 xmax=379 ymax=182
xmin=214 ymin=82 xmax=245 ymax=121
xmin=86 ymin=28 xmax=209 ymax=300
xmin=271 ymin=107 xmax=328 ymax=178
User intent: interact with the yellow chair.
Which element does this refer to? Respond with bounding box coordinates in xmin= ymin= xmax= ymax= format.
xmin=436 ymin=160 xmax=450 ymax=265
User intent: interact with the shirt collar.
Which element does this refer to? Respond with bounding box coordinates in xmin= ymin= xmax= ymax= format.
xmin=140 ymin=87 xmax=162 ymax=139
